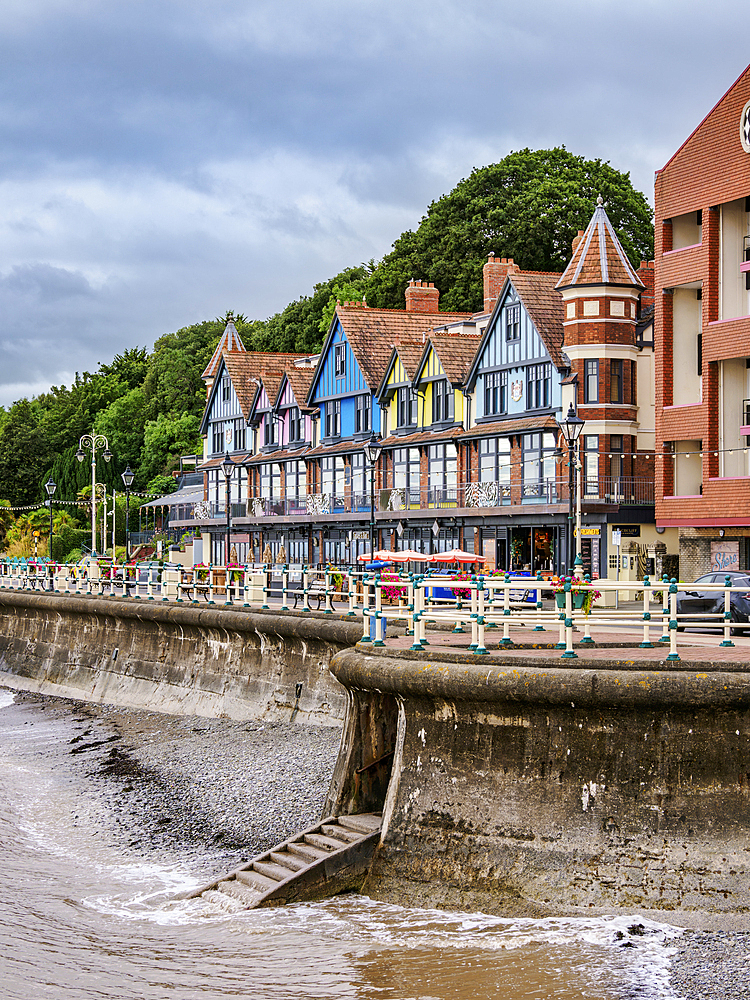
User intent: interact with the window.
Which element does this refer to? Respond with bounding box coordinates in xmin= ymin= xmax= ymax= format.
xmin=334 ymin=343 xmax=346 ymax=378
xmin=355 ymin=394 xmax=371 ymax=433
xmin=428 ymin=443 xmax=457 ymax=498
xmin=324 ymin=399 xmax=341 ymax=438
xmin=611 ymin=359 xmax=622 ymax=403
xmin=222 ymin=379 xmax=231 ymax=402
xmin=506 ymin=303 xmax=521 ymax=341
xmin=583 ymin=435 xmax=599 ymax=496
xmin=211 ymin=423 xmax=223 ymax=455
xmin=527 ymin=363 xmax=551 ymax=409
xmin=522 ymin=432 xmax=557 ymax=498
xmin=322 ymin=456 xmax=346 ymax=497
xmin=432 ymin=380 xmax=454 ymax=423
xmin=479 ymin=438 xmax=511 ymax=487
xmin=584 ymin=360 xmax=599 ymax=403
xmin=263 ymin=413 xmax=276 ymax=446
xmin=396 ymin=387 xmax=416 ymax=427
xmin=285 ymin=460 xmax=305 ymax=500
xmin=288 ymin=406 xmax=303 ymax=443
xmin=233 ymin=418 xmax=246 ymax=452
xmin=610 ymin=435 xmax=623 ymax=481
xmin=484 ymin=371 xmax=508 ymax=415
xmin=393 ymin=447 xmax=420 ymax=503
xmin=350 ymin=452 xmax=366 ymax=498
xmin=260 ymin=463 xmax=281 ymax=501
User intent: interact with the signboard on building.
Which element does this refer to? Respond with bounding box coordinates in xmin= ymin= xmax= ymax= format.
xmin=614 ymin=525 xmax=640 ymax=537
xmin=710 ymin=540 xmax=740 ymax=573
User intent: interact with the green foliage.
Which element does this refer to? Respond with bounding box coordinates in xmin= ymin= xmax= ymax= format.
xmin=140 ymin=320 xmax=226 ymax=420
xmin=139 ymin=413 xmax=201 ymax=484
xmin=97 ymin=347 xmax=148 ymax=391
xmin=365 ymin=148 xmax=654 ymax=312
xmin=144 ymin=474 xmax=179 ymax=496
xmin=93 ymin=386 xmax=148 ymax=472
xmin=0 ymin=399 xmax=51 ymax=505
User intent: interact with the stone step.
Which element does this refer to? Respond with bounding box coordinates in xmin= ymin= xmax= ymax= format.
xmin=338 ymin=813 xmax=382 ymax=834
xmin=270 ymin=850 xmax=307 ymax=872
xmin=236 ymin=869 xmax=279 ymax=892
xmin=321 ymin=824 xmax=360 ymax=843
xmin=253 ymin=861 xmax=294 ymax=882
xmin=287 ymin=841 xmax=328 ymax=862
xmin=215 ymin=880 xmax=261 ymax=905
xmin=304 ymin=832 xmax=345 ymax=851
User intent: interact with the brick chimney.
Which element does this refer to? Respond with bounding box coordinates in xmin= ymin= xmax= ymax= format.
xmin=571 ymin=230 xmax=585 ymax=256
xmin=483 ymin=254 xmax=520 ymax=313
xmin=405 ymin=279 xmax=440 ymax=313
xmin=637 ymin=260 xmax=655 ymax=311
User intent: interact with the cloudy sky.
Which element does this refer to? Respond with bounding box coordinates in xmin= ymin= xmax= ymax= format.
xmin=0 ymin=0 xmax=746 ymax=406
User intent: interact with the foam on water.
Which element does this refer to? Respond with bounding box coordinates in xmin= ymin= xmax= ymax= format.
xmin=0 ymin=688 xmax=17 ymax=710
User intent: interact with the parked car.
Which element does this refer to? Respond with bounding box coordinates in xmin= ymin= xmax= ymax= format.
xmin=675 ymin=571 xmax=750 ymax=634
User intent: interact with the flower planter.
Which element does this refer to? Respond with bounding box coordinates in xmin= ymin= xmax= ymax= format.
xmin=555 ymin=591 xmax=587 ymax=610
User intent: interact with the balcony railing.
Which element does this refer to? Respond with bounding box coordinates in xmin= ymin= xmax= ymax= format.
xmin=170 ymin=476 xmax=654 ymax=524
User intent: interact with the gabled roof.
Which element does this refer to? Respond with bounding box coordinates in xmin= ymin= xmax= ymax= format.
xmin=309 ymin=302 xmax=473 ymax=402
xmin=556 ymin=197 xmax=643 ymax=290
xmin=278 ymin=366 xmax=316 ymax=413
xmin=201 ymin=319 xmax=246 ymax=380
xmin=376 ymin=340 xmax=425 ymax=400
xmin=464 ymin=270 xmax=564 ymax=390
xmin=417 ymin=332 xmax=481 ymax=385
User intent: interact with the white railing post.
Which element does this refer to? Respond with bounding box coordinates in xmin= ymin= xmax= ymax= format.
xmin=372 ymin=572 xmax=385 ymax=646
xmin=659 ymin=574 xmax=670 ymax=642
xmin=721 ymin=574 xmax=735 ymax=647
xmin=500 ymin=574 xmax=512 ymax=647
xmin=260 ymin=564 xmax=270 ymax=609
xmin=468 ymin=574 xmax=479 ymax=651
xmin=361 ymin=571 xmax=372 ymax=643
xmin=324 ymin=567 xmax=334 ymax=614
xmin=640 ymin=575 xmax=653 ymax=648
xmin=302 ymin=564 xmax=311 ymax=613
xmin=561 ymin=580 xmax=577 ymax=659
xmin=474 ymin=575 xmax=487 ymax=654
xmin=534 ymin=571 xmax=545 ymax=631
xmin=667 ymin=580 xmax=680 ymax=661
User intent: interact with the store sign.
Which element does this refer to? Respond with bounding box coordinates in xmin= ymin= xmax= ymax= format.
xmin=614 ymin=525 xmax=640 ymax=537
xmin=574 ymin=527 xmax=600 ymax=536
xmin=741 ymin=100 xmax=750 ymax=154
xmin=711 ymin=540 xmax=740 ymax=572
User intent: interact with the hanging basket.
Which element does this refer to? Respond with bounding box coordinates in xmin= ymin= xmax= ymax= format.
xmin=555 ymin=591 xmax=587 ymax=610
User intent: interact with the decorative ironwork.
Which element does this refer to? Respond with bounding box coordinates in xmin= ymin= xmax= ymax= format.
xmin=306 ymin=493 xmax=331 ymax=515
xmin=465 ymin=481 xmax=499 ymax=507
xmin=387 ymin=488 xmax=406 ymax=511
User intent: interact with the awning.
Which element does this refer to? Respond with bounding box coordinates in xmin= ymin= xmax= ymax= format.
xmin=139 ymin=487 xmax=204 ymax=510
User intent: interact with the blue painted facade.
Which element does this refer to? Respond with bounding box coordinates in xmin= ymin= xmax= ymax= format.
xmin=308 ymin=317 xmax=381 ymax=439
xmin=468 ymin=280 xmax=562 ymax=422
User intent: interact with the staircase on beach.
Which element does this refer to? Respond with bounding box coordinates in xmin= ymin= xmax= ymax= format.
xmin=186 ymin=813 xmax=382 ymax=909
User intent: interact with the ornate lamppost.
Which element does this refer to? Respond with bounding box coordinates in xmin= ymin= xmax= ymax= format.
xmin=121 ymin=465 xmax=135 ymax=559
xmin=221 ymin=452 xmax=235 ymax=566
xmin=75 ymin=433 xmax=112 ymax=556
xmin=557 ymin=403 xmax=585 ymax=577
xmin=44 ymin=476 xmax=57 ymax=563
xmin=363 ymin=433 xmax=383 ymax=563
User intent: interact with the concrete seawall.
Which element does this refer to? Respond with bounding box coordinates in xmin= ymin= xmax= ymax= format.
xmin=330 ymin=647 xmax=750 ymax=921
xmin=0 ymin=591 xmax=358 ymax=724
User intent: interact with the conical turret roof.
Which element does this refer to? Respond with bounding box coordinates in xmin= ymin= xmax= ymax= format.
xmin=556 ymin=196 xmax=643 ymax=290
xmin=201 ymin=319 xmax=247 ymax=381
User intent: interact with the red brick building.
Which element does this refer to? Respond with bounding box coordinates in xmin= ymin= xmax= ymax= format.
xmin=655 ymin=64 xmax=750 ymax=577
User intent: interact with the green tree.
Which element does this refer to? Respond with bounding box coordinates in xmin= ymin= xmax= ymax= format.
xmin=0 ymin=399 xmax=51 ymax=505
xmin=98 ymin=347 xmax=148 ymax=391
xmin=365 ymin=148 xmax=654 ymax=312
xmin=141 ymin=320 xmax=227 ymax=420
xmin=139 ymin=412 xmax=202 ymax=484
xmin=93 ymin=387 xmax=148 ymax=474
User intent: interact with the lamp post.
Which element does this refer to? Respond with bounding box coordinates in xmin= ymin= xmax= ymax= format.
xmin=44 ymin=476 xmax=57 ymax=563
xmin=121 ymin=465 xmax=135 ymax=559
xmin=75 ymin=434 xmax=112 ymax=556
xmin=363 ymin=433 xmax=382 ymax=563
xmin=221 ymin=451 xmax=235 ymax=566
xmin=557 ymin=403 xmax=584 ymax=577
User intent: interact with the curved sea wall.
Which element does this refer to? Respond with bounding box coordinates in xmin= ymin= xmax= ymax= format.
xmin=0 ymin=590 xmax=357 ymax=724
xmin=330 ymin=647 xmax=750 ymax=920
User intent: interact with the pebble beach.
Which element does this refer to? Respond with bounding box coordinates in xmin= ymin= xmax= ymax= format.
xmin=6 ymin=689 xmax=750 ymax=999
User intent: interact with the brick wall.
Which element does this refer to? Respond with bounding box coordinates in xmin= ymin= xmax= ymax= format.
xmin=405 ymin=280 xmax=440 ymax=313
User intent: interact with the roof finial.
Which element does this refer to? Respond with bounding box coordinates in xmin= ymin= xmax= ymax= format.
xmin=596 ymin=194 xmax=604 ymax=206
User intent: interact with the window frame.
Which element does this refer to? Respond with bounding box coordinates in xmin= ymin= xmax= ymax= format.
xmin=324 ymin=399 xmax=341 ymax=438
xmin=505 ymin=302 xmax=521 ymax=341
xmin=527 ymin=362 xmax=551 ymax=409
xmin=334 ymin=343 xmax=346 ymax=379
xmin=584 ymin=359 xmax=599 ymax=404
xmin=432 ymin=379 xmax=455 ymax=423
xmin=610 ymin=359 xmax=622 ymax=404
xmin=355 ymin=394 xmax=371 ymax=434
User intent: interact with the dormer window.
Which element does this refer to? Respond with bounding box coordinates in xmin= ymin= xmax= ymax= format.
xmin=264 ymin=413 xmax=276 ymax=446
xmin=222 ymin=378 xmax=231 ymax=401
xmin=432 ymin=379 xmax=454 ymax=423
xmin=505 ymin=303 xmax=521 ymax=341
xmin=334 ymin=343 xmax=346 ymax=378
xmin=396 ymin=387 xmax=416 ymax=427
xmin=289 ymin=406 xmax=302 ymax=442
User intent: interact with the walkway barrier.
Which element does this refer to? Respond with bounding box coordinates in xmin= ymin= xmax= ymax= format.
xmin=2 ymin=559 xmax=747 ymax=660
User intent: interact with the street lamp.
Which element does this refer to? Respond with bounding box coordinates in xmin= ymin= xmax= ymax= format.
xmin=557 ymin=403 xmax=584 ymax=577
xmin=363 ymin=432 xmax=382 ymax=563
xmin=45 ymin=476 xmax=57 ymax=564
xmin=221 ymin=451 xmax=235 ymax=566
xmin=76 ymin=433 xmax=112 ymax=556
xmin=121 ymin=465 xmax=135 ymax=559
